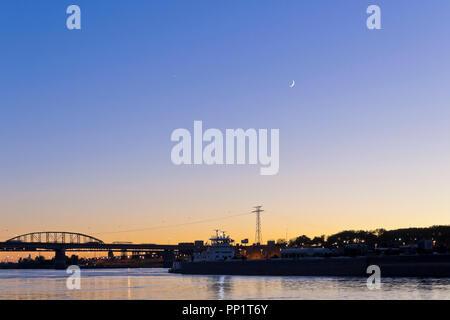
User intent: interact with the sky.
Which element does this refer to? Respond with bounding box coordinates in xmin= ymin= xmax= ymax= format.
xmin=0 ymin=0 xmax=449 ymax=247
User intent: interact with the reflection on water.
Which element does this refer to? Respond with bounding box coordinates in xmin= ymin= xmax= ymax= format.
xmin=208 ymin=275 xmax=232 ymax=300
xmin=0 ymin=268 xmax=449 ymax=300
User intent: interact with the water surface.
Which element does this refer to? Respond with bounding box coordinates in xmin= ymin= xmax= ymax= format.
xmin=0 ymin=268 xmax=449 ymax=300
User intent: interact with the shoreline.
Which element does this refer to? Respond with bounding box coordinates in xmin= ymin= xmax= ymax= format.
xmin=0 ymin=262 xmax=164 ymax=270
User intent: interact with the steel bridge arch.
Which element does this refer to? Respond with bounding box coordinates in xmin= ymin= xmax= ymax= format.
xmin=6 ymin=232 xmax=104 ymax=244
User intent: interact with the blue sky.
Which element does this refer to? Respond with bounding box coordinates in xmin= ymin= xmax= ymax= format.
xmin=0 ymin=1 xmax=449 ymax=243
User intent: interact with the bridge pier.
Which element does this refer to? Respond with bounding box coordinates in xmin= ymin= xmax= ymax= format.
xmin=121 ymin=249 xmax=128 ymax=260
xmin=162 ymin=249 xmax=175 ymax=268
xmin=54 ymin=249 xmax=67 ymax=269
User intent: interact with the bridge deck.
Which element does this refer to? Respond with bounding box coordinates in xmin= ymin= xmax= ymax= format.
xmin=0 ymin=242 xmax=190 ymax=252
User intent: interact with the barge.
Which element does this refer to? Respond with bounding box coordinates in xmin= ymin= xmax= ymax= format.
xmin=170 ymin=231 xmax=450 ymax=277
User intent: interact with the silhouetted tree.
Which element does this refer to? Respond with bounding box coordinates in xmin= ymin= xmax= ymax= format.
xmin=289 ymin=235 xmax=311 ymax=247
xmin=276 ymin=239 xmax=288 ymax=247
xmin=311 ymin=236 xmax=325 ymax=246
xmin=290 ymin=226 xmax=450 ymax=250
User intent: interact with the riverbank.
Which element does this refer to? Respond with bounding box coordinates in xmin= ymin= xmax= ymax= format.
xmin=0 ymin=261 xmax=164 ymax=269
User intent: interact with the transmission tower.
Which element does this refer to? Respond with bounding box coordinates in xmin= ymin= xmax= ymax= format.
xmin=252 ymin=205 xmax=264 ymax=245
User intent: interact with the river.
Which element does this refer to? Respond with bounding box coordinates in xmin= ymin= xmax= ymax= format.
xmin=0 ymin=268 xmax=449 ymax=300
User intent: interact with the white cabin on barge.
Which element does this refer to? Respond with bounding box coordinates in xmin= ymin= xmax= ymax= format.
xmin=193 ymin=230 xmax=235 ymax=262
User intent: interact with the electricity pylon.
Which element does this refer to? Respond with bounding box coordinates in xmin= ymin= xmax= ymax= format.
xmin=252 ymin=206 xmax=264 ymax=245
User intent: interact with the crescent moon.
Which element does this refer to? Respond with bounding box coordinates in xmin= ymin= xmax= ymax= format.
xmin=289 ymin=80 xmax=295 ymax=88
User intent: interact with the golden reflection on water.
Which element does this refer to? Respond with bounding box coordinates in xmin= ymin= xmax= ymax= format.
xmin=127 ymin=274 xmax=131 ymax=300
xmin=0 ymin=268 xmax=449 ymax=300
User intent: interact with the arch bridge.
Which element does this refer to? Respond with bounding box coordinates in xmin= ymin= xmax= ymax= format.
xmin=1 ymin=231 xmax=190 ymax=269
xmin=6 ymin=232 xmax=104 ymax=244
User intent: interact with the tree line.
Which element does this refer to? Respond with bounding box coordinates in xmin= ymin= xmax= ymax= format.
xmin=275 ymin=225 xmax=450 ymax=249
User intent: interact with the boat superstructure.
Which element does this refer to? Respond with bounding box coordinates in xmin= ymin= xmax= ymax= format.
xmin=193 ymin=230 xmax=235 ymax=262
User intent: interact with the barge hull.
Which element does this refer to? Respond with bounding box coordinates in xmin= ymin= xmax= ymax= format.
xmin=172 ymin=255 xmax=450 ymax=277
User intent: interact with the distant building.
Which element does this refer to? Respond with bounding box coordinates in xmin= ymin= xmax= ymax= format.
xmin=343 ymin=243 xmax=368 ymax=256
xmin=281 ymin=248 xmax=332 ymax=258
xmin=267 ymin=240 xmax=276 ymax=246
xmin=194 ymin=240 xmax=204 ymax=247
xmin=418 ymin=240 xmax=433 ymax=252
xmin=178 ymin=242 xmax=194 ymax=247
